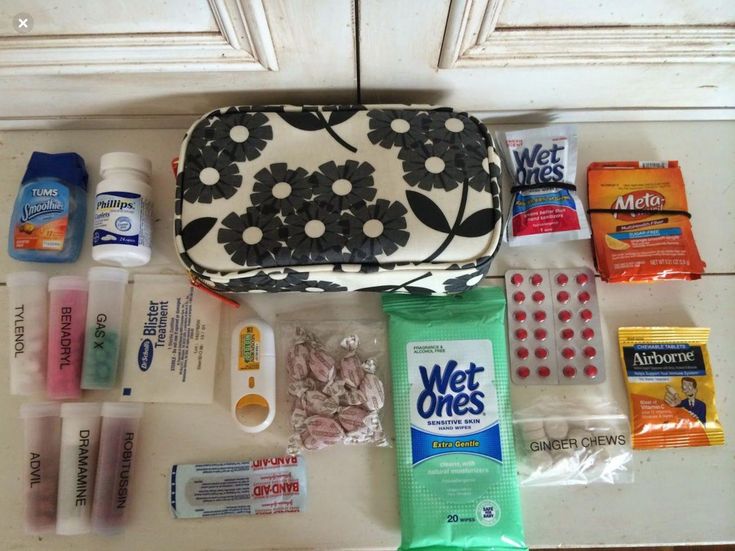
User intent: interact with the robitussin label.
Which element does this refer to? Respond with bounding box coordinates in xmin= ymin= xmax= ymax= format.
xmin=407 ymin=340 xmax=502 ymax=465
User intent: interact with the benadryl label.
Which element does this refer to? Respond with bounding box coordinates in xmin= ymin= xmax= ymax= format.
xmin=93 ymin=191 xmax=150 ymax=247
xmin=408 ymin=339 xmax=502 ymax=502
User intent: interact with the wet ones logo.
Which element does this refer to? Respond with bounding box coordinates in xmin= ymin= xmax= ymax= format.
xmin=611 ymin=190 xmax=665 ymax=221
xmin=416 ymin=360 xmax=485 ymax=419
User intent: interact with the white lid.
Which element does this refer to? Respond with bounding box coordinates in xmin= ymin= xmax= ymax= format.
xmin=61 ymin=402 xmax=102 ymax=417
xmin=88 ymin=266 xmax=129 ymax=283
xmin=6 ymin=271 xmax=48 ymax=288
xmin=100 ymin=152 xmax=152 ymax=180
xmin=101 ymin=401 xmax=144 ymax=419
xmin=49 ymin=275 xmax=88 ymax=292
xmin=20 ymin=402 xmax=61 ymax=418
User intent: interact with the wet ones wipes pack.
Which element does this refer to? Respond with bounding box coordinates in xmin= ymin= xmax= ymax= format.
xmin=503 ymin=125 xmax=590 ymax=246
xmin=618 ymin=327 xmax=724 ymax=449
xmin=383 ymin=287 xmax=525 ymax=551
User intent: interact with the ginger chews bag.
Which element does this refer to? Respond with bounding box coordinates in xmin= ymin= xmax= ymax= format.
xmin=383 ymin=287 xmax=526 ymax=551
xmin=619 ymin=327 xmax=724 ymax=449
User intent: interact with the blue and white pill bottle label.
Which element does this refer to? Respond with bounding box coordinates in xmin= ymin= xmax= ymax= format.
xmin=93 ymin=191 xmax=150 ymax=248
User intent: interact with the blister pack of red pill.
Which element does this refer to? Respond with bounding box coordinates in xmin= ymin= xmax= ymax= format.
xmin=505 ymin=267 xmax=605 ymax=385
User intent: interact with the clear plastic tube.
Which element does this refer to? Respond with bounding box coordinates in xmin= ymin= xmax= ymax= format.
xmin=20 ymin=402 xmax=61 ymax=535
xmin=47 ymin=276 xmax=88 ymax=400
xmin=81 ymin=267 xmax=128 ymax=389
xmin=91 ymin=402 xmax=144 ymax=535
xmin=7 ymin=271 xmax=48 ymax=395
xmin=57 ymin=402 xmax=102 ymax=535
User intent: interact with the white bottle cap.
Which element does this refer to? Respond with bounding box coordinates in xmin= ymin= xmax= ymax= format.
xmin=100 ymin=152 xmax=152 ymax=180
xmin=88 ymin=266 xmax=129 ymax=283
xmin=49 ymin=275 xmax=88 ymax=292
xmin=6 ymin=271 xmax=48 ymax=288
xmin=60 ymin=402 xmax=102 ymax=418
xmin=20 ymin=402 xmax=61 ymax=419
xmin=101 ymin=402 xmax=144 ymax=419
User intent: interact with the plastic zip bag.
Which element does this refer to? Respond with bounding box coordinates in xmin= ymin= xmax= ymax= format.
xmin=277 ymin=319 xmax=389 ymax=453
xmin=513 ymin=397 xmax=633 ymax=486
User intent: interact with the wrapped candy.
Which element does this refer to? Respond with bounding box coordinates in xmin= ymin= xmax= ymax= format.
xmin=283 ymin=323 xmax=389 ymax=453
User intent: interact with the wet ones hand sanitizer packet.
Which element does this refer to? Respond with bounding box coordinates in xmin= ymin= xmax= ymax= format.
xmin=503 ymin=125 xmax=590 ymax=246
xmin=383 ymin=287 xmax=526 ymax=551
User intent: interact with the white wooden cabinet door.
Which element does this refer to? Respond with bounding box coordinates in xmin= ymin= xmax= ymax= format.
xmin=359 ymin=0 xmax=735 ymax=116
xmin=0 ymin=0 xmax=357 ymax=120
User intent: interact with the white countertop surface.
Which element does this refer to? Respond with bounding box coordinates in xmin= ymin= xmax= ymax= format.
xmin=0 ymin=121 xmax=733 ymax=549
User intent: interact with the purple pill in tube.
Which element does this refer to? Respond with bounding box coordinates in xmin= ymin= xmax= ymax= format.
xmin=90 ymin=402 xmax=143 ymax=535
xmin=20 ymin=402 xmax=61 ymax=535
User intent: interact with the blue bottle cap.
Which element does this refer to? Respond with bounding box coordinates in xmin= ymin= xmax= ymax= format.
xmin=22 ymin=152 xmax=89 ymax=191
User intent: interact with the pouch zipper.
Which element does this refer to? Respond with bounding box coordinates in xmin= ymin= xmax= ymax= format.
xmin=188 ymin=272 xmax=240 ymax=308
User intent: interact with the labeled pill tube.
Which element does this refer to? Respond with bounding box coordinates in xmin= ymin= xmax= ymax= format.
xmin=91 ymin=402 xmax=144 ymax=535
xmin=7 ymin=271 xmax=48 ymax=396
xmin=57 ymin=403 xmax=102 ymax=535
xmin=20 ymin=402 xmax=61 ymax=535
xmin=81 ymin=267 xmax=128 ymax=389
xmin=47 ymin=276 xmax=88 ymax=400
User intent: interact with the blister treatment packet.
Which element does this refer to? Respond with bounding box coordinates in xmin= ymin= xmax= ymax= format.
xmin=382 ymin=287 xmax=526 ymax=551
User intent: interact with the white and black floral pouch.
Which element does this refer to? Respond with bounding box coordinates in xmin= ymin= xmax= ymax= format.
xmin=174 ymin=105 xmax=502 ymax=294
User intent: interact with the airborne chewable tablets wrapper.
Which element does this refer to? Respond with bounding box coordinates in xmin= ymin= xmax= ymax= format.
xmin=383 ymin=287 xmax=526 ymax=551
xmin=618 ymin=327 xmax=724 ymax=449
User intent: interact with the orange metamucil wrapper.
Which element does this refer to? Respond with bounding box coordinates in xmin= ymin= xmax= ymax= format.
xmin=587 ymin=161 xmax=705 ymax=283
xmin=618 ymin=327 xmax=724 ymax=450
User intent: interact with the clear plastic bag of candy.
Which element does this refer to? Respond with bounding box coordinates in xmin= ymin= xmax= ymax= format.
xmin=513 ymin=396 xmax=633 ymax=486
xmin=277 ymin=319 xmax=390 ymax=454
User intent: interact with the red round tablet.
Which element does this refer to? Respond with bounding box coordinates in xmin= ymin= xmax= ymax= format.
xmin=576 ymin=273 xmax=589 ymax=286
xmin=516 ymin=347 xmax=529 ymax=359
xmin=513 ymin=291 xmax=526 ymax=304
xmin=517 ymin=366 xmax=531 ymax=379
xmin=558 ymin=310 xmax=572 ymax=323
xmin=560 ymin=328 xmax=574 ymax=340
xmin=563 ymin=366 xmax=577 ymax=378
xmin=581 ymin=327 xmax=595 ymax=340
xmin=556 ymin=273 xmax=569 ymax=286
xmin=530 ymin=273 xmax=543 ymax=286
xmin=535 ymin=347 xmax=548 ymax=359
xmin=537 ymin=366 xmax=551 ymax=378
xmin=534 ymin=328 xmax=547 ymax=341
xmin=556 ymin=291 xmax=570 ymax=303
xmin=561 ymin=347 xmax=575 ymax=359
xmin=533 ymin=310 xmax=547 ymax=322
xmin=532 ymin=291 xmax=545 ymax=303
xmin=583 ymin=346 xmax=597 ymax=358
xmin=580 ymin=309 xmax=593 ymax=322
xmin=514 ymin=310 xmax=527 ymax=323
xmin=515 ymin=328 xmax=528 ymax=341
xmin=510 ymin=273 xmax=524 ymax=286
xmin=584 ymin=365 xmax=598 ymax=379
xmin=578 ymin=291 xmax=591 ymax=304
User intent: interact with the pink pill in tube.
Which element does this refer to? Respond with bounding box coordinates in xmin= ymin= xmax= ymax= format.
xmin=47 ymin=277 xmax=88 ymax=400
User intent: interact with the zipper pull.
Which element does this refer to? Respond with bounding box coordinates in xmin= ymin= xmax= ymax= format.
xmin=189 ymin=272 xmax=240 ymax=308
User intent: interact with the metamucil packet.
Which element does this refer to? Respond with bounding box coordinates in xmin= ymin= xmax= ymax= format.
xmin=587 ymin=161 xmax=705 ymax=282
